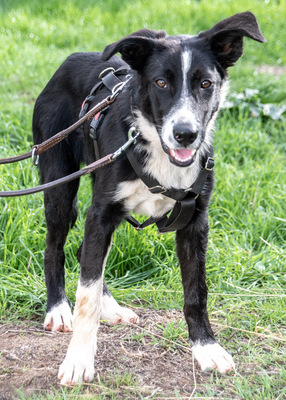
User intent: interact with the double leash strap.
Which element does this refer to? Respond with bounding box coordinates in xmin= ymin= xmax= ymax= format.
xmin=0 ymin=68 xmax=130 ymax=197
xmin=0 ymin=67 xmax=214 ymax=233
xmin=0 ymin=67 xmax=130 ymax=167
xmin=0 ymin=127 xmax=139 ymax=198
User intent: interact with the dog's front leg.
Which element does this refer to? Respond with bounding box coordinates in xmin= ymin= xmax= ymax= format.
xmin=176 ymin=211 xmax=235 ymax=374
xmin=58 ymin=278 xmax=102 ymax=385
xmin=58 ymin=204 xmax=115 ymax=385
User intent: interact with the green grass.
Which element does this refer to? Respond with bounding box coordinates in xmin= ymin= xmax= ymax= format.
xmin=0 ymin=0 xmax=286 ymax=398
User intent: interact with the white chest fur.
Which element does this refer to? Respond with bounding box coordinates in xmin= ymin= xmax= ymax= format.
xmin=115 ymin=113 xmax=202 ymax=218
xmin=115 ymin=179 xmax=176 ymax=218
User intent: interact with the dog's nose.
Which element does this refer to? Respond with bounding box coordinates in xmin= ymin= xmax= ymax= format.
xmin=173 ymin=123 xmax=198 ymax=146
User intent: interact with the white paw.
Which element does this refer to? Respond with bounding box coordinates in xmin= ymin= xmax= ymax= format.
xmin=58 ymin=344 xmax=95 ymax=385
xmin=44 ymin=301 xmax=73 ymax=332
xmin=101 ymin=294 xmax=139 ymax=325
xmin=193 ymin=342 xmax=235 ymax=374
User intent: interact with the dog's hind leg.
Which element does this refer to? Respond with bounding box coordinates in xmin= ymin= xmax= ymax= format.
xmin=43 ymin=176 xmax=80 ymax=332
xmin=33 ymin=93 xmax=84 ymax=332
xmin=101 ymin=281 xmax=139 ymax=325
xmin=39 ymin=137 xmax=82 ymax=332
xmin=77 ymin=243 xmax=139 ymax=326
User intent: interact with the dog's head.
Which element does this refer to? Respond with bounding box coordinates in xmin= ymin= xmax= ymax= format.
xmin=102 ymin=12 xmax=265 ymax=168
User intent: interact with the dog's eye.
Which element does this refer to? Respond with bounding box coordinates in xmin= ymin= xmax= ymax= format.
xmin=155 ymin=79 xmax=167 ymax=89
xmin=201 ymin=80 xmax=212 ymax=89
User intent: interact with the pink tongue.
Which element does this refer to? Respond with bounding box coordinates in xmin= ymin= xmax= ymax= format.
xmin=170 ymin=148 xmax=195 ymax=161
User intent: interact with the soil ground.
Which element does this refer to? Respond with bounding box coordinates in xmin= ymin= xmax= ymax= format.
xmin=0 ymin=309 xmax=223 ymax=399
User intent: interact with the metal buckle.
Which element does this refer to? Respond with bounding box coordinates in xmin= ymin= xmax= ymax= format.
xmin=205 ymin=157 xmax=214 ymax=171
xmin=149 ymin=185 xmax=167 ymax=195
xmin=183 ymin=187 xmax=199 ymax=199
xmin=111 ymin=82 xmax=126 ymax=96
xmin=109 ymin=75 xmax=132 ymax=101
xmin=98 ymin=67 xmax=115 ymax=80
xmin=31 ymin=146 xmax=39 ymax=166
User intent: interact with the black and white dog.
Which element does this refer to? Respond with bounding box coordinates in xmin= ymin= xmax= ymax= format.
xmin=32 ymin=12 xmax=265 ymax=384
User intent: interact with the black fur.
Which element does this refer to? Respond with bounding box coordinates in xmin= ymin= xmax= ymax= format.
xmin=32 ymin=12 xmax=265 ymax=382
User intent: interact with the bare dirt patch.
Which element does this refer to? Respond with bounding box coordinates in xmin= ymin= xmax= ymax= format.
xmin=0 ymin=309 xmax=215 ymax=399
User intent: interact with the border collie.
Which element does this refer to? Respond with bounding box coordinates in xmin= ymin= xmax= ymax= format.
xmin=32 ymin=12 xmax=265 ymax=384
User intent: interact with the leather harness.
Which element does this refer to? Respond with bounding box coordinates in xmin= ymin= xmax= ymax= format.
xmin=80 ymin=68 xmax=214 ymax=233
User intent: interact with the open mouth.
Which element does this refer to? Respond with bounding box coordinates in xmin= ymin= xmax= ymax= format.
xmin=169 ymin=148 xmax=197 ymax=167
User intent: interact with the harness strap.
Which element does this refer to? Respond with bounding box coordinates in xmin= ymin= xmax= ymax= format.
xmin=101 ymin=68 xmax=126 ymax=91
xmin=125 ymin=145 xmax=208 ymax=201
xmin=125 ymin=196 xmax=197 ymax=233
xmin=125 ymin=145 xmax=214 ymax=232
xmin=78 ymin=66 xmax=214 ymax=233
xmin=80 ymin=67 xmax=131 ymax=160
xmin=192 ymin=157 xmax=214 ymax=193
xmin=79 ymin=67 xmax=130 ymax=119
xmin=157 ymin=196 xmax=197 ymax=233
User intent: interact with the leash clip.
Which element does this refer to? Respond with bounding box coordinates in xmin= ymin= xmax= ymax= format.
xmin=111 ymin=127 xmax=139 ymax=160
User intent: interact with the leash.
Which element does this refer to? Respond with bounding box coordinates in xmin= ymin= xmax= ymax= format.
xmin=0 ymin=96 xmax=115 ymax=166
xmin=0 ymin=65 xmax=214 ymax=234
xmin=0 ymin=67 xmax=131 ymax=196
xmin=0 ymin=127 xmax=139 ymax=197
xmin=0 ymin=69 xmax=130 ymax=166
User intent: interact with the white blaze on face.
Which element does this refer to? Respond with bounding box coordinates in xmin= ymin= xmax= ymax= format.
xmin=181 ymin=50 xmax=192 ymax=101
xmin=161 ymin=49 xmax=198 ymax=158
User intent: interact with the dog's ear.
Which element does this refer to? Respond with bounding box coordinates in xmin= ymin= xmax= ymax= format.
xmin=101 ymin=30 xmax=167 ymax=71
xmin=198 ymin=12 xmax=266 ymax=69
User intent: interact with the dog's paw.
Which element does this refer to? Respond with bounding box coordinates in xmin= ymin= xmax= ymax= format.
xmin=193 ymin=342 xmax=235 ymax=374
xmin=58 ymin=344 xmax=95 ymax=385
xmin=101 ymin=294 xmax=139 ymax=326
xmin=44 ymin=301 xmax=73 ymax=332
xmin=101 ymin=306 xmax=139 ymax=326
